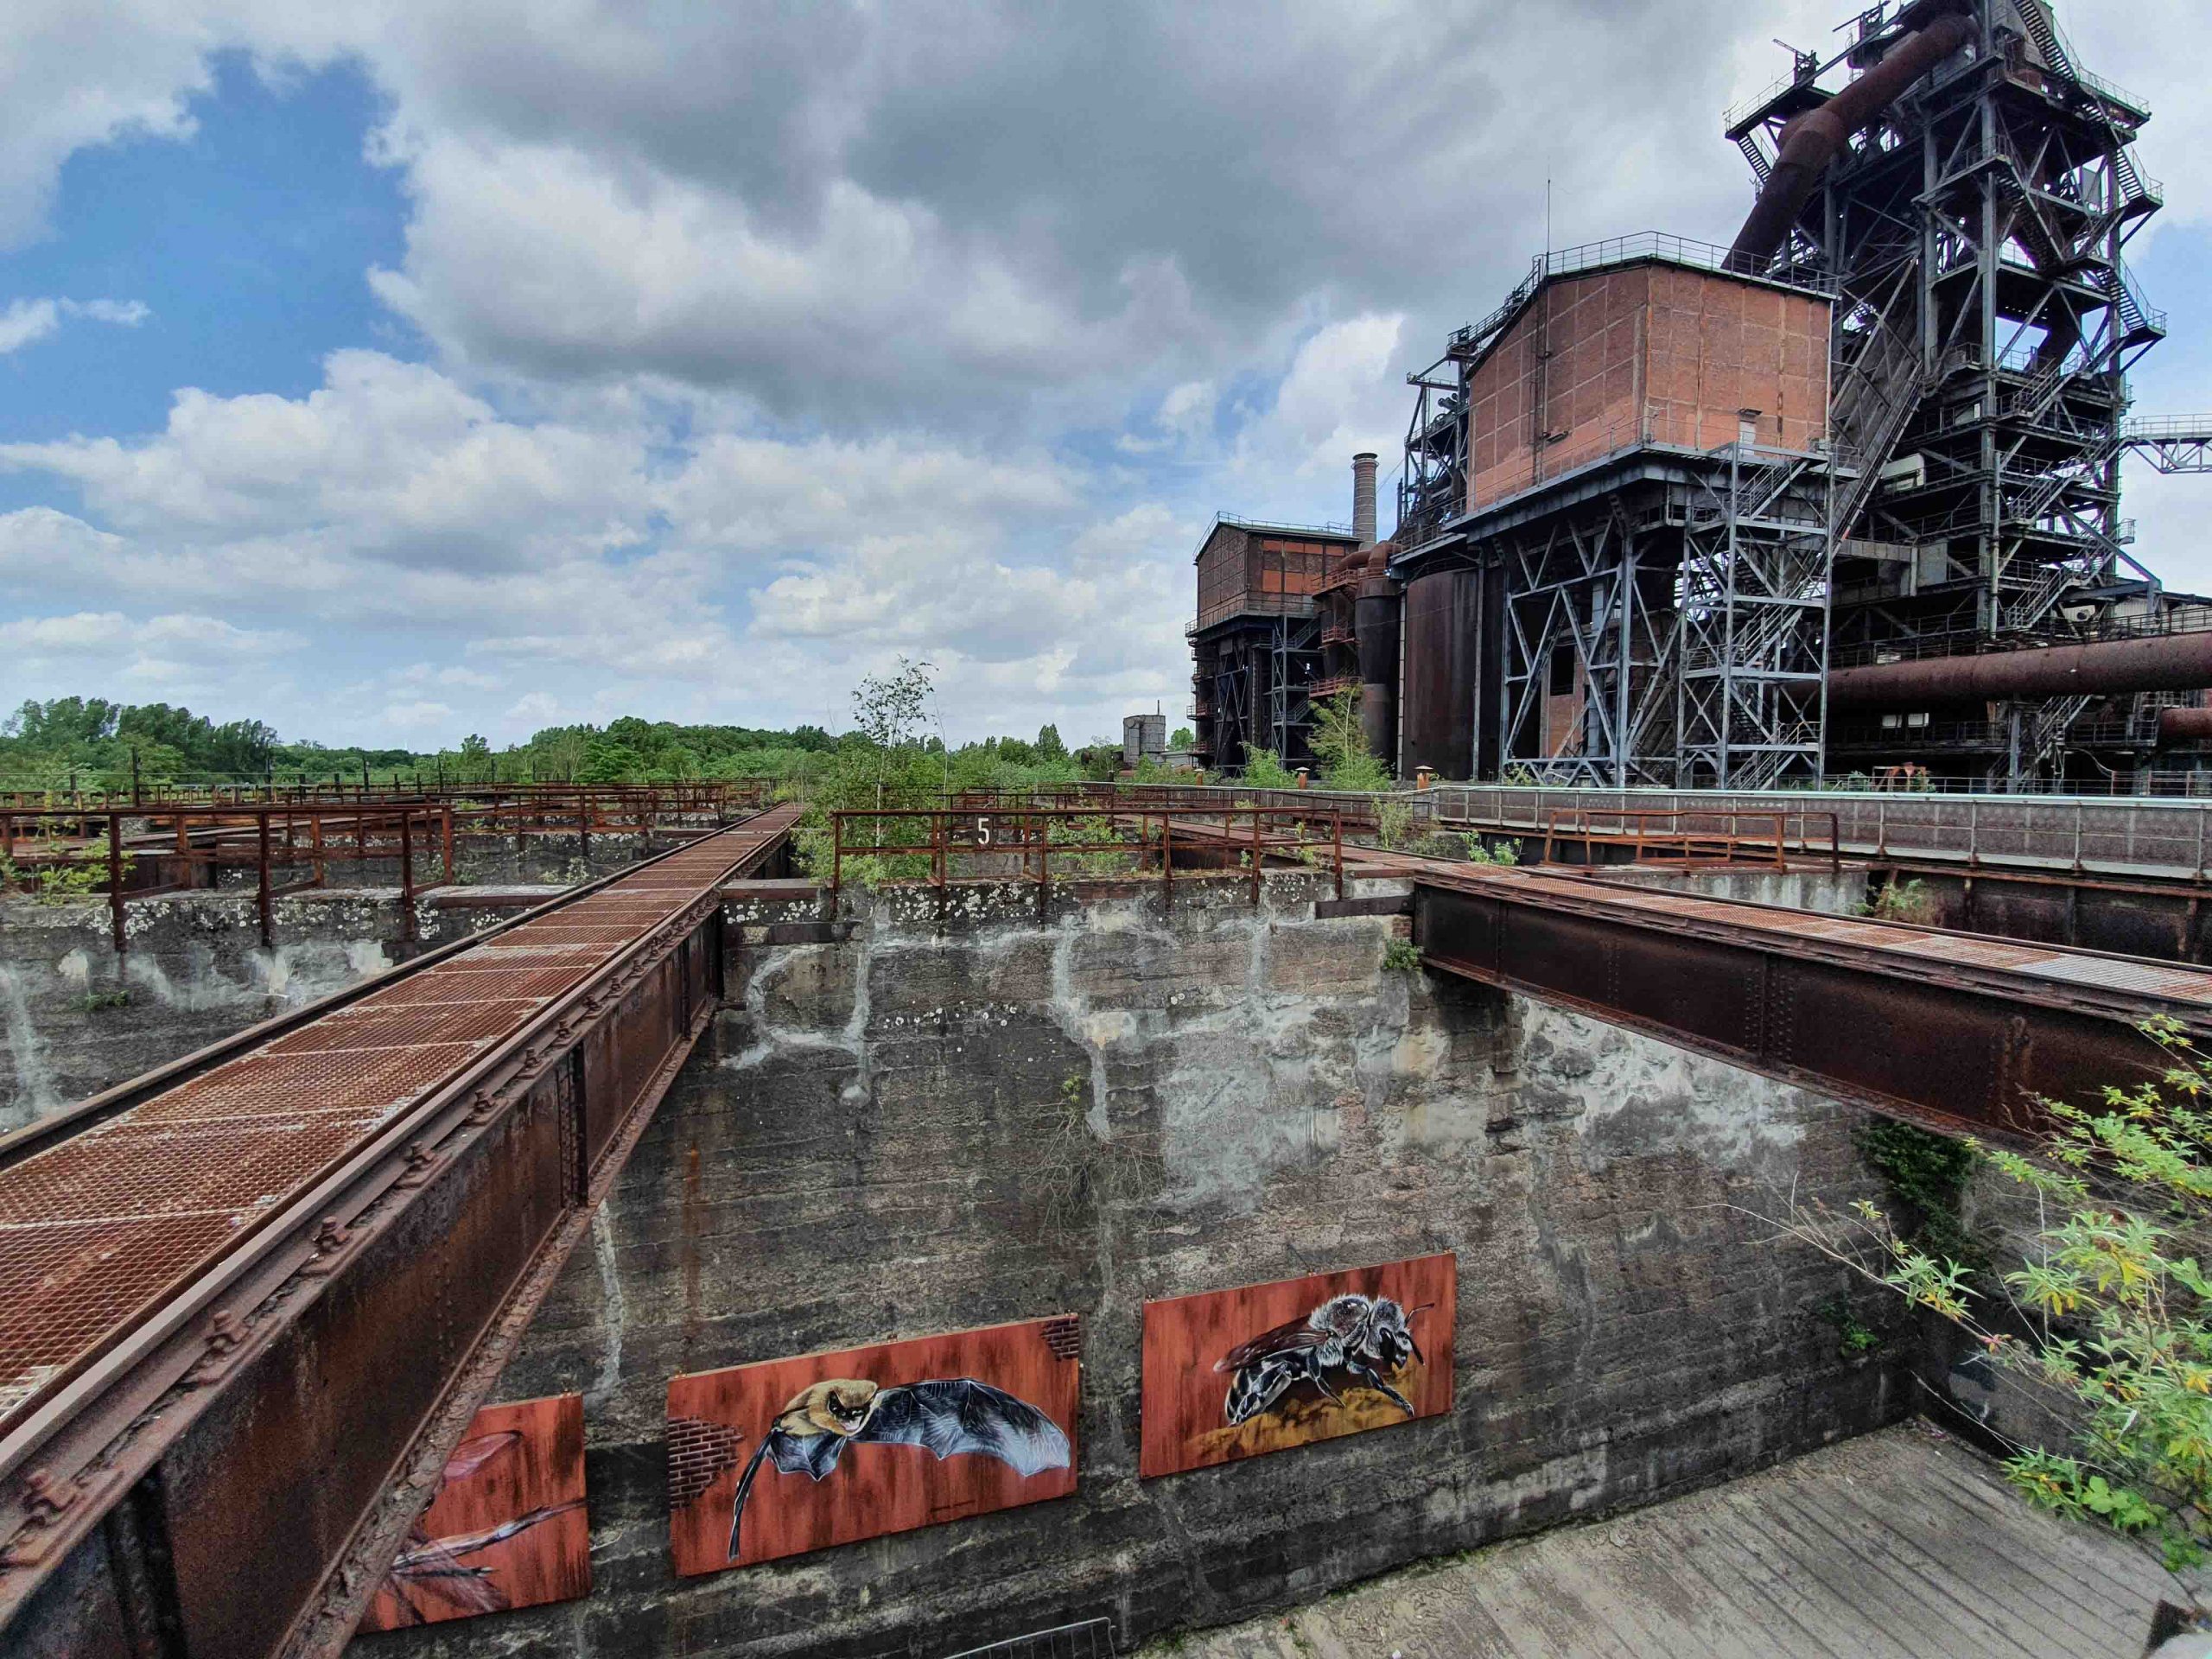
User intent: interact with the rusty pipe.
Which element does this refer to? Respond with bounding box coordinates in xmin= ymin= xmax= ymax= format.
xmin=1830 ymin=633 xmax=2212 ymax=709
xmin=1729 ymin=8 xmax=1973 ymax=266
xmin=2159 ymin=706 xmax=2212 ymax=745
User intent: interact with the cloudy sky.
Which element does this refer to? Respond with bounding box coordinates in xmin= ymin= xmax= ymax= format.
xmin=3 ymin=1 xmax=2209 ymax=748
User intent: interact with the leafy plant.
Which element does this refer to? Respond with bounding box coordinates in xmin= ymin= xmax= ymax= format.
xmin=1240 ymin=747 xmax=1298 ymax=791
xmin=1310 ymin=690 xmax=1392 ymax=793
xmin=1861 ymin=876 xmax=1940 ymax=925
xmin=1761 ymin=1016 xmax=2212 ymax=1572
xmin=1465 ymin=834 xmax=1520 ymax=867
xmin=1376 ymin=798 xmax=1414 ymax=849
xmin=1382 ymin=938 xmax=1423 ymax=973
xmin=1814 ymin=1294 xmax=1882 ymax=1360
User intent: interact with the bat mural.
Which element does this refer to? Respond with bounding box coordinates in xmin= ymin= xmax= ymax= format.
xmin=359 ymin=1394 xmax=590 ymax=1630
xmin=1141 ymin=1254 xmax=1455 ymax=1478
xmin=667 ymin=1317 xmax=1081 ymax=1573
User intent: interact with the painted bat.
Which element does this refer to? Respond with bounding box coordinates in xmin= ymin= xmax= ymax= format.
xmin=727 ymin=1376 xmax=1071 ymax=1560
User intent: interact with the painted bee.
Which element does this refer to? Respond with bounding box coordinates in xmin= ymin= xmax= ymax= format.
xmin=1217 ymin=1293 xmax=1429 ymax=1426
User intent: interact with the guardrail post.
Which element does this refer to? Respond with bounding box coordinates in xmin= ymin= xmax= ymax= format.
xmin=2073 ymin=802 xmax=2086 ymax=874
xmin=1333 ymin=810 xmax=1344 ymax=900
xmin=442 ymin=806 xmax=455 ymax=885
xmin=257 ymin=810 xmax=273 ymax=950
xmin=399 ymin=810 xmax=416 ymax=945
xmin=108 ymin=812 xmax=126 ymax=955
xmin=1161 ymin=811 xmax=1173 ymax=912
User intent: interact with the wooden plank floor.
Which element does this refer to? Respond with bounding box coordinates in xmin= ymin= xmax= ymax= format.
xmin=1151 ymin=1426 xmax=2182 ymax=1659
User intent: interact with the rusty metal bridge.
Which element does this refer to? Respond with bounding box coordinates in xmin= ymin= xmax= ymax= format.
xmin=0 ymin=804 xmax=798 ymax=1659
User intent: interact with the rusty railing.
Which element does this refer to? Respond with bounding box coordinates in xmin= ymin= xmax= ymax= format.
xmin=1537 ymin=806 xmax=1842 ymax=871
xmin=830 ymin=804 xmax=1346 ymax=912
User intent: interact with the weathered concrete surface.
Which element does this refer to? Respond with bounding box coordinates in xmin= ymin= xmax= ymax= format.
xmin=0 ymin=887 xmax=551 ymax=1128
xmin=1147 ymin=1422 xmax=2182 ymax=1658
xmin=1585 ymin=861 xmax=1872 ymax=917
xmin=355 ymin=872 xmax=1905 ymax=1659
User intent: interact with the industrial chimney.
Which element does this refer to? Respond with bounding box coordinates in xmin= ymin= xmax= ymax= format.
xmin=1352 ymin=452 xmax=1378 ymax=550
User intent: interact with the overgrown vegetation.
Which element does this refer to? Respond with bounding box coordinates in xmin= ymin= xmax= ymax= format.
xmin=1857 ymin=1117 xmax=1983 ymax=1273
xmin=1238 ymin=747 xmax=1298 ymax=790
xmin=1861 ymin=876 xmax=1941 ymax=925
xmin=1465 ymin=834 xmax=1519 ymax=867
xmin=1382 ymin=938 xmax=1424 ymax=973
xmin=1308 ymin=690 xmax=1394 ymax=793
xmin=1765 ymin=1017 xmax=2212 ymax=1573
xmin=0 ymin=692 xmax=1089 ymax=799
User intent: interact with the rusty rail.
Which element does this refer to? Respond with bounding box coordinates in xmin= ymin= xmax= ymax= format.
xmin=0 ymin=804 xmax=456 ymax=951
xmin=0 ymin=804 xmax=800 ymax=1659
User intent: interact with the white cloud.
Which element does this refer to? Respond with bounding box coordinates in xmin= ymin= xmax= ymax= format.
xmin=0 ymin=296 xmax=145 ymax=353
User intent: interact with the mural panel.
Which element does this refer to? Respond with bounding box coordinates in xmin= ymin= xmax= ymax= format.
xmin=359 ymin=1393 xmax=590 ymax=1630
xmin=1140 ymin=1254 xmax=1455 ymax=1478
xmin=667 ymin=1316 xmax=1080 ymax=1574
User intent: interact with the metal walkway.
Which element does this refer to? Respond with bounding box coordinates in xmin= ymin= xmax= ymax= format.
xmin=0 ymin=803 xmax=800 ymax=1659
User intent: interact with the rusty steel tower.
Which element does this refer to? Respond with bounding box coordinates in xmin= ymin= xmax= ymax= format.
xmin=1728 ymin=0 xmax=2180 ymax=783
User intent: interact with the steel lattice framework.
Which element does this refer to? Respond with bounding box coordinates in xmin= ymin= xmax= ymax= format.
xmin=1732 ymin=0 xmax=2166 ymax=783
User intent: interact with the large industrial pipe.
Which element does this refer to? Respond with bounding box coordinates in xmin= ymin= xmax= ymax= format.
xmin=1830 ymin=632 xmax=2212 ymax=709
xmin=1353 ymin=542 xmax=1402 ymax=761
xmin=1729 ymin=5 xmax=1973 ymax=267
xmin=2160 ymin=706 xmax=2212 ymax=745
xmin=1352 ymin=452 xmax=1378 ymax=550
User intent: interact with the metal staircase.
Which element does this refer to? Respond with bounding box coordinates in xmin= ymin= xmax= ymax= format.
xmin=2026 ymin=692 xmax=2094 ymax=778
xmin=1827 ymin=274 xmax=1928 ymax=543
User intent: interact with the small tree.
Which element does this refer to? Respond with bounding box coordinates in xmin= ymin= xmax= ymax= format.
xmin=1240 ymin=747 xmax=1297 ymax=790
xmin=851 ymin=658 xmax=935 ymax=812
xmin=1309 ymin=689 xmax=1392 ymax=792
xmin=1764 ymin=1016 xmax=2212 ymax=1575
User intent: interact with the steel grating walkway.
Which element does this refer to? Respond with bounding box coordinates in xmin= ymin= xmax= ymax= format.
xmin=0 ymin=805 xmax=798 ymax=1440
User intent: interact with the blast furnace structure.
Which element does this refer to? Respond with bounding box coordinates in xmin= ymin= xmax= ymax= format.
xmin=1195 ymin=0 xmax=2212 ymax=790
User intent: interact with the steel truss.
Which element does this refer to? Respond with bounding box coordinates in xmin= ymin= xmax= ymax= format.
xmin=1730 ymin=0 xmax=2169 ymax=785
xmin=1196 ymin=616 xmax=1322 ymax=769
xmin=1496 ymin=496 xmax=1680 ymax=786
xmin=1678 ymin=444 xmax=1834 ymax=788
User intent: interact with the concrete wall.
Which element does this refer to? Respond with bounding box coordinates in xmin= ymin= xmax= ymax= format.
xmin=0 ymin=887 xmax=551 ymax=1129
xmin=353 ymin=870 xmax=1904 ymax=1658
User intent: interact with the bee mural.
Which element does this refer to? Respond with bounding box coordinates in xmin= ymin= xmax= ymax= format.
xmin=1140 ymin=1255 xmax=1456 ymax=1478
xmin=1217 ymin=1294 xmax=1429 ymax=1426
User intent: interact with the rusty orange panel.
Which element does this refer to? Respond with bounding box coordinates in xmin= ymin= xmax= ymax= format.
xmin=1140 ymin=1255 xmax=1456 ymax=1478
xmin=359 ymin=1394 xmax=589 ymax=1631
xmin=666 ymin=1318 xmax=1080 ymax=1574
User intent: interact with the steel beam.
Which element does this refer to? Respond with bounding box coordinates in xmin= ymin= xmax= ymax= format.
xmin=1413 ymin=868 xmax=2198 ymax=1139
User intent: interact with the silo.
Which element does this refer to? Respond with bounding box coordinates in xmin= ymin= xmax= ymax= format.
xmin=1123 ymin=714 xmax=1167 ymax=766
